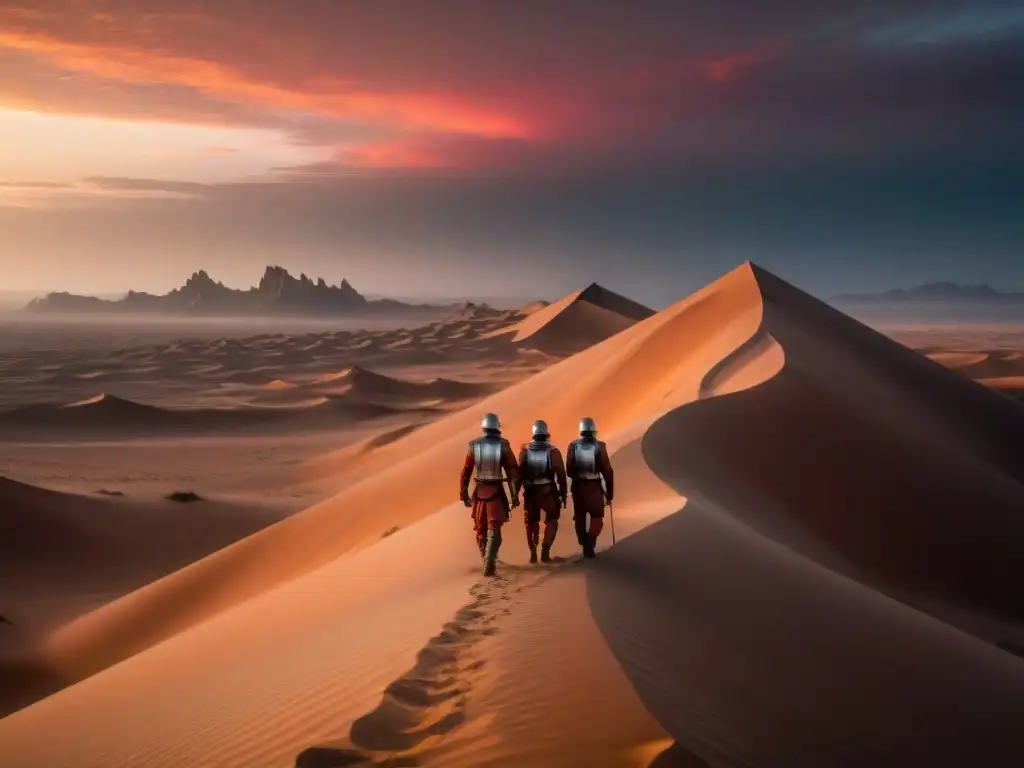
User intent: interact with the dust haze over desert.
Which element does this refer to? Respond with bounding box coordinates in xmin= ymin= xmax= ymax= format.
xmin=3 ymin=2 xmax=1024 ymax=767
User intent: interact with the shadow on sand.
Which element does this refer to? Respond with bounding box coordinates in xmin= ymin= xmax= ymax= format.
xmin=580 ymin=372 xmax=1024 ymax=766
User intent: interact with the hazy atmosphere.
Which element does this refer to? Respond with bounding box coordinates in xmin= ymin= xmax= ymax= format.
xmin=3 ymin=4 xmax=1024 ymax=768
xmin=2 ymin=0 xmax=1023 ymax=305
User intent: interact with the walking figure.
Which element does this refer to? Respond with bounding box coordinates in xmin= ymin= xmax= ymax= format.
xmin=460 ymin=413 xmax=520 ymax=576
xmin=517 ymin=420 xmax=567 ymax=563
xmin=566 ymin=417 xmax=614 ymax=559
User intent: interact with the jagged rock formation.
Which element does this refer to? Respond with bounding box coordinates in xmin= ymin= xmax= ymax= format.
xmin=24 ymin=266 xmax=450 ymax=317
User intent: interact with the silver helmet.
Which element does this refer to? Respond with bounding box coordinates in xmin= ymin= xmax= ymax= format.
xmin=531 ymin=419 xmax=549 ymax=438
xmin=579 ymin=416 xmax=597 ymax=435
xmin=481 ymin=412 xmax=501 ymax=433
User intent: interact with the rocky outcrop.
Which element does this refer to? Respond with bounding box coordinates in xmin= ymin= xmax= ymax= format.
xmin=24 ymin=266 xmax=446 ymax=317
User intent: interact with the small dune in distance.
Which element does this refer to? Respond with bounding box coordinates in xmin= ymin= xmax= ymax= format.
xmin=1 ymin=262 xmax=1023 ymax=767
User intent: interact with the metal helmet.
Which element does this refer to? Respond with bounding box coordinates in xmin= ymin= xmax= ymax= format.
xmin=579 ymin=416 xmax=597 ymax=435
xmin=481 ymin=412 xmax=501 ymax=433
xmin=531 ymin=419 xmax=549 ymax=439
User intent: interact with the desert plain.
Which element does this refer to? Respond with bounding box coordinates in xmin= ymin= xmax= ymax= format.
xmin=1 ymin=263 xmax=1023 ymax=768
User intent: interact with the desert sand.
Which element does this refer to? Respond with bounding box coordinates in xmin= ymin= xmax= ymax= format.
xmin=1 ymin=264 xmax=1023 ymax=768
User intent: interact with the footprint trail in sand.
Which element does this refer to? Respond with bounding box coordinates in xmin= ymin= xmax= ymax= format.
xmin=294 ymin=563 xmax=568 ymax=767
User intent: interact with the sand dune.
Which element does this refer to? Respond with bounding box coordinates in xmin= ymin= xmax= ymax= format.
xmin=0 ymin=476 xmax=286 ymax=717
xmin=3 ymin=263 xmax=765 ymax=730
xmin=2 ymin=263 xmax=1023 ymax=767
xmin=298 ymin=366 xmax=492 ymax=402
xmin=0 ymin=305 xmax=537 ymax=415
xmin=516 ymin=299 xmax=550 ymax=315
xmin=927 ymin=348 xmax=1024 ymax=380
xmin=0 ymin=392 xmax=409 ymax=438
xmin=643 ymin=266 xmax=1024 ymax=626
xmin=979 ymin=375 xmax=1024 ymax=393
xmin=500 ymin=282 xmax=655 ymax=354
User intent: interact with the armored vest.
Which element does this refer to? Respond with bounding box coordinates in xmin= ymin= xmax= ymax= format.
xmin=472 ymin=435 xmax=505 ymax=482
xmin=522 ymin=442 xmax=553 ymax=486
xmin=572 ymin=439 xmax=602 ymax=480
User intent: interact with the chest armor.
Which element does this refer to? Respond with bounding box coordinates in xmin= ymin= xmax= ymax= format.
xmin=523 ymin=443 xmax=553 ymax=486
xmin=573 ymin=440 xmax=601 ymax=480
xmin=473 ymin=436 xmax=504 ymax=482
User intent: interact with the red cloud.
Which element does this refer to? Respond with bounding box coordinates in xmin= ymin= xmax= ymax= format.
xmin=0 ymin=29 xmax=532 ymax=140
xmin=0 ymin=8 xmax=795 ymax=173
xmin=338 ymin=140 xmax=451 ymax=170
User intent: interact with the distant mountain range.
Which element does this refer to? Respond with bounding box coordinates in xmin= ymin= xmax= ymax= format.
xmin=834 ymin=282 xmax=1024 ymax=303
xmin=23 ymin=266 xmax=461 ymax=317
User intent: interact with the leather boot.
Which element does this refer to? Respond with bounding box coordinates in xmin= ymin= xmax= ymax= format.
xmin=574 ymin=517 xmax=588 ymax=546
xmin=484 ymin=528 xmax=502 ymax=576
xmin=526 ymin=524 xmax=539 ymax=564
xmin=540 ymin=544 xmax=551 ymax=562
xmin=583 ymin=535 xmax=596 ymax=558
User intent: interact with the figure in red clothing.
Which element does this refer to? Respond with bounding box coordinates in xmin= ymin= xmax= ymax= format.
xmin=459 ymin=413 xmax=520 ymax=576
xmin=517 ymin=420 xmax=567 ymax=564
xmin=566 ymin=416 xmax=614 ymax=559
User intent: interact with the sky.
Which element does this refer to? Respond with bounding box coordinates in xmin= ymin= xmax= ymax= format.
xmin=1 ymin=0 xmax=1023 ymax=306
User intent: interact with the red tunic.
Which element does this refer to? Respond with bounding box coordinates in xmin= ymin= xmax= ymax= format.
xmin=517 ymin=444 xmax=567 ymax=523
xmin=460 ymin=437 xmax=520 ymax=532
xmin=566 ymin=439 xmax=614 ymax=518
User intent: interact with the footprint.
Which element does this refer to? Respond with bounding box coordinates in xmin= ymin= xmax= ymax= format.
xmin=385 ymin=679 xmax=463 ymax=708
xmin=349 ymin=702 xmax=466 ymax=753
xmin=434 ymin=625 xmax=470 ymax=645
xmin=295 ymin=570 xmax=544 ymax=766
xmin=416 ymin=643 xmax=456 ymax=667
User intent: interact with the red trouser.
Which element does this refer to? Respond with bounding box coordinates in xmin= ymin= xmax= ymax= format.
xmin=571 ymin=480 xmax=605 ymax=544
xmin=472 ymin=482 xmax=509 ymax=556
xmin=524 ymin=486 xmax=562 ymax=549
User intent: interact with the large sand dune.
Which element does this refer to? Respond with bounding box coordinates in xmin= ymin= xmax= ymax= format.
xmin=1 ymin=263 xmax=1022 ymax=767
xmin=30 ymin=265 xmax=765 ymax=699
